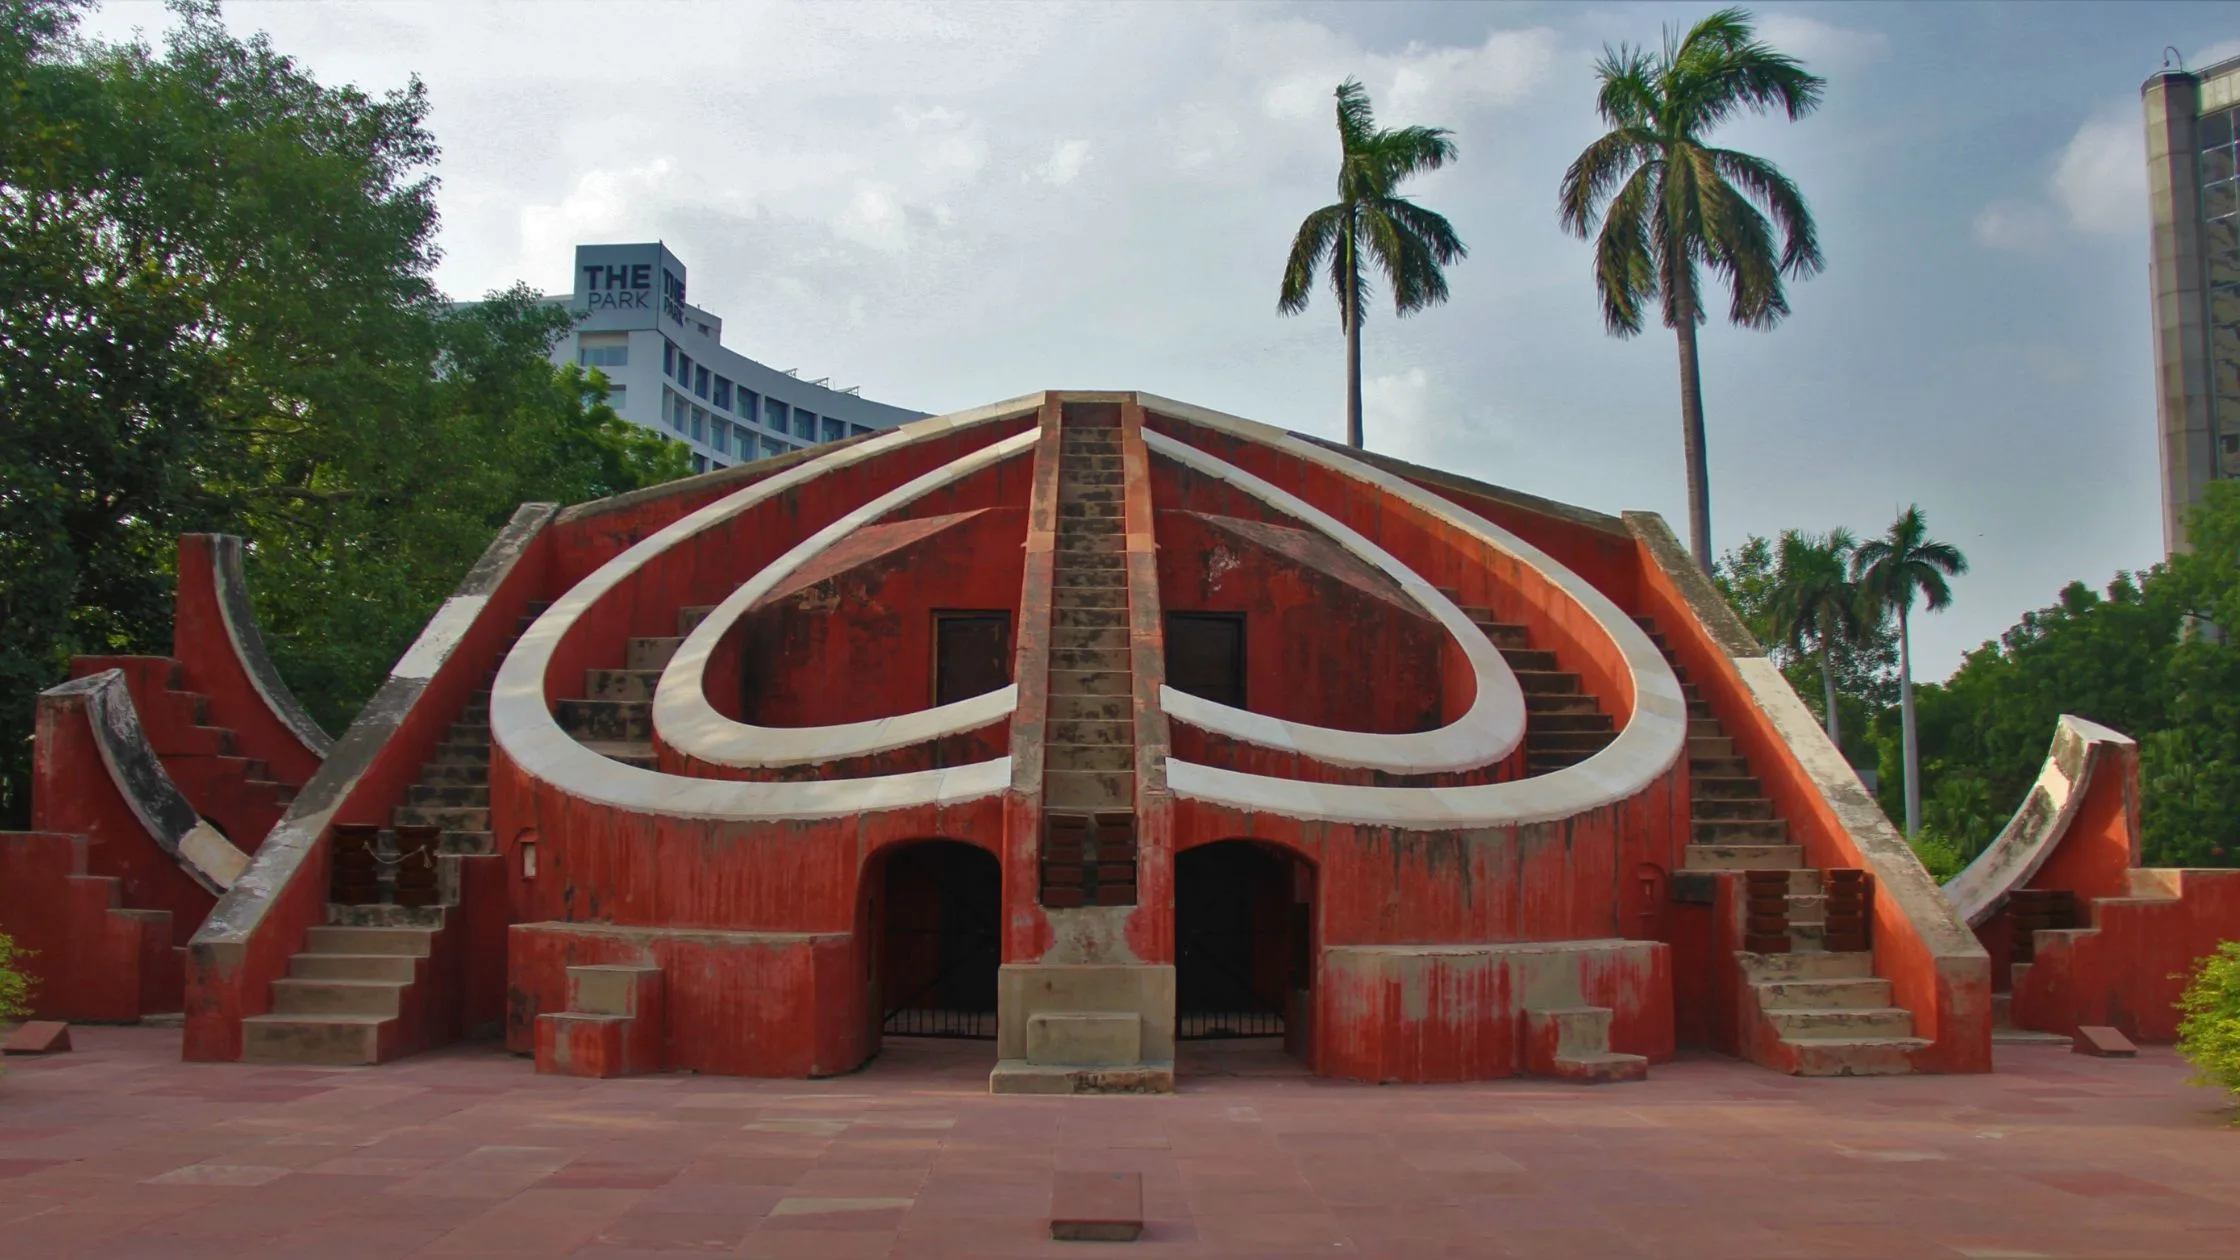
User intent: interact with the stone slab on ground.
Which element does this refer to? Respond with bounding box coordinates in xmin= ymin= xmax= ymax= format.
xmin=4 ymin=1028 xmax=2240 ymax=1259
xmin=1051 ymin=1169 xmax=1143 ymax=1241
xmin=0 ymin=1020 xmax=69 ymax=1054
xmin=2076 ymin=1024 xmax=2140 ymax=1058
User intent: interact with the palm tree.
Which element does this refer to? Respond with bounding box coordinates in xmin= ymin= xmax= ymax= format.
xmin=1852 ymin=506 xmax=1968 ymax=839
xmin=1766 ymin=528 xmax=1866 ymax=746
xmin=1557 ymin=8 xmax=1825 ymax=572
xmin=1280 ymin=78 xmax=1467 ymax=450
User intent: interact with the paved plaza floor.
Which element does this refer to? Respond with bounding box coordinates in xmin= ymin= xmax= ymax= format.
xmin=0 ymin=1026 xmax=2236 ymax=1259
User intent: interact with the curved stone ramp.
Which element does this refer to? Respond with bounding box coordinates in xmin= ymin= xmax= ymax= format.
xmin=1145 ymin=431 xmax=1525 ymax=774
xmin=1138 ymin=397 xmax=1686 ymax=829
xmin=184 ymin=534 xmax=333 ymax=775
xmin=44 ymin=670 xmax=250 ymax=895
xmin=495 ymin=398 xmax=1042 ymax=818
xmin=1943 ymin=715 xmax=2137 ymax=928
xmin=652 ymin=429 xmax=1035 ymax=771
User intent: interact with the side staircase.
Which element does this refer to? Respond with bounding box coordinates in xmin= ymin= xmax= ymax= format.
xmin=1457 ymin=606 xmax=1616 ymax=776
xmin=1633 ymin=615 xmax=1929 ymax=1076
xmin=241 ymin=604 xmax=545 ymax=1064
xmin=561 ymin=604 xmax=716 ymax=769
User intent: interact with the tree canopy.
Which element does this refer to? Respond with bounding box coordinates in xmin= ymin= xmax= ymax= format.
xmin=0 ymin=0 xmax=684 ymax=826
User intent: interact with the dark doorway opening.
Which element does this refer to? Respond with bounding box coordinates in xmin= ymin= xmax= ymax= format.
xmin=877 ymin=841 xmax=1001 ymax=1039
xmin=1166 ymin=612 xmax=1245 ymax=708
xmin=934 ymin=612 xmax=1011 ymax=706
xmin=1175 ymin=841 xmax=1310 ymax=1041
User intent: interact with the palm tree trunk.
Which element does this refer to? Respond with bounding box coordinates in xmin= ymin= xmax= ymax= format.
xmin=1671 ymin=282 xmax=1713 ymax=574
xmin=1344 ymin=219 xmax=1364 ymax=449
xmin=1898 ymin=602 xmax=1920 ymax=838
xmin=1820 ymin=639 xmax=1841 ymax=747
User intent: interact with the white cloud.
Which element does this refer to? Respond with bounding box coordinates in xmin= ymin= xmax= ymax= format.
xmin=1255 ymin=26 xmax=1559 ymax=128
xmin=519 ymin=160 xmax=674 ymax=271
xmin=1753 ymin=13 xmax=1891 ymax=68
xmin=834 ymin=181 xmax=911 ymax=254
xmin=2050 ymin=114 xmax=2145 ymax=236
xmin=1971 ymin=199 xmax=2058 ymax=254
xmin=1037 ymin=139 xmax=1090 ymax=187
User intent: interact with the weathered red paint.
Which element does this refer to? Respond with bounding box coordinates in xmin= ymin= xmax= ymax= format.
xmin=173 ymin=534 xmax=325 ymax=788
xmin=2011 ymin=871 xmax=2240 ymax=1043
xmin=0 ymin=832 xmax=162 ymax=1022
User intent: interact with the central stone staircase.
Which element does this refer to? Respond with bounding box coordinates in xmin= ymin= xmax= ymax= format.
xmin=563 ymin=604 xmax=716 ymax=769
xmin=1458 ymin=607 xmax=1616 ymax=777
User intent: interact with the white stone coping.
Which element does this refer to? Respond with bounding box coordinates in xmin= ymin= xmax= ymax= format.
xmin=492 ymin=396 xmax=1044 ymax=820
xmin=654 ymin=429 xmax=1036 ymax=768
xmin=1137 ymin=394 xmax=1686 ymax=830
xmin=1943 ymin=715 xmax=2135 ymax=928
xmin=1144 ymin=430 xmax=1524 ymax=773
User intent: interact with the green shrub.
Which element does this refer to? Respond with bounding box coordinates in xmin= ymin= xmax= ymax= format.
xmin=2177 ymin=940 xmax=2240 ymax=1118
xmin=1910 ymin=829 xmax=1969 ymax=884
xmin=0 ymin=932 xmax=31 ymax=1023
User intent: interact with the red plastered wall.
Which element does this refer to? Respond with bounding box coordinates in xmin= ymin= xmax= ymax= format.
xmin=2013 ymin=871 xmax=2240 ymax=1043
xmin=174 ymin=534 xmax=324 ymax=788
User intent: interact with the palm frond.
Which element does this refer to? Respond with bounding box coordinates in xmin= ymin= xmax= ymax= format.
xmin=1689 ymin=150 xmax=1789 ymax=329
xmin=1593 ymin=161 xmax=1659 ymax=337
xmin=1334 ymin=77 xmax=1377 ymax=150
xmin=1671 ymin=7 xmax=1825 ymax=133
xmin=1278 ymin=203 xmax=1343 ymax=316
xmin=1592 ymin=44 xmax=1660 ymax=129
xmin=1706 ymin=147 xmax=1823 ymax=278
xmin=1559 ymin=128 xmax=1655 ymax=238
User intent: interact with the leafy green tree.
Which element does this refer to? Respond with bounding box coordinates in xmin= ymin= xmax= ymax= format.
xmin=0 ymin=0 xmax=683 ymax=821
xmin=1280 ymin=77 xmax=1466 ymax=450
xmin=1853 ymin=505 xmax=1968 ymax=839
xmin=1766 ymin=528 xmax=1870 ymax=746
xmin=1558 ymin=7 xmax=1825 ymax=571
xmin=1716 ymin=532 xmax=1895 ymax=767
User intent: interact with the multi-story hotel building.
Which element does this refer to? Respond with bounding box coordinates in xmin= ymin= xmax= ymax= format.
xmin=2145 ymin=55 xmax=2240 ymax=553
xmin=548 ymin=243 xmax=925 ymax=473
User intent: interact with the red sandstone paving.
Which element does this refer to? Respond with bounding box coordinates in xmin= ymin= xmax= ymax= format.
xmin=0 ymin=1029 xmax=2237 ymax=1258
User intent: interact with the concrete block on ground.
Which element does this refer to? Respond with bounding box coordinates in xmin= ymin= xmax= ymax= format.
xmin=1026 ymin=1011 xmax=1140 ymax=1067
xmin=2074 ymin=1025 xmax=2137 ymax=1058
xmin=2 ymin=1021 xmax=71 ymax=1054
xmin=536 ymin=1011 xmax=636 ymax=1078
xmin=1051 ymin=1170 xmax=1143 ymax=1242
xmin=989 ymin=1059 xmax=1174 ymax=1096
xmin=998 ymin=963 xmax=1175 ymax=1063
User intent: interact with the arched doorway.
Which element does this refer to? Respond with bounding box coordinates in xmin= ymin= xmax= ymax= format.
xmin=1175 ymin=840 xmax=1313 ymax=1045
xmin=872 ymin=840 xmax=1001 ymax=1040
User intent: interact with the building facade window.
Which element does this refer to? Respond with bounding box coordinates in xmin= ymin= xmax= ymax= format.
xmin=822 ymin=417 xmax=845 ymax=443
xmin=765 ymin=398 xmax=788 ymax=432
xmin=850 ymin=423 xmax=873 ymax=438
xmin=604 ymin=384 xmax=626 ymax=409
xmin=677 ymin=352 xmax=693 ymax=384
xmin=712 ymin=376 xmax=731 ymax=410
xmin=737 ymin=388 xmax=757 ymax=419
xmin=712 ymin=421 xmax=730 ymax=454
xmin=692 ymin=453 xmax=707 ymax=473
xmin=794 ymin=410 xmax=816 ymax=440
xmin=671 ymin=391 xmax=690 ymax=433
xmin=578 ymin=344 xmax=628 ymax=368
xmin=691 ymin=406 xmax=707 ymax=442
xmin=2204 ymin=105 xmax=2240 ymax=477
xmin=663 ymin=340 xmax=675 ymax=377
xmin=762 ymin=436 xmax=785 ymax=459
xmin=695 ymin=365 xmax=710 ymax=399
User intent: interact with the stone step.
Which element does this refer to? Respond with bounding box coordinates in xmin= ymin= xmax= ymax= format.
xmin=1691 ymin=754 xmax=1751 ymax=778
xmin=1473 ymin=621 xmax=1531 ymax=650
xmin=1690 ymin=735 xmax=1735 ymax=759
xmin=1687 ymin=701 xmax=1713 ymax=720
xmin=1694 ymin=817 xmax=1788 ymax=844
xmin=271 ymin=977 xmax=407 ymax=1018
xmin=1052 ymin=569 xmax=1127 ymax=589
xmin=418 ymin=760 xmax=488 ymax=787
xmin=289 ymin=953 xmax=418 ymax=983
xmin=392 ymin=805 xmax=489 ymax=833
xmin=1688 ymin=718 xmax=1725 ymax=740
xmin=1059 ymin=454 xmax=1123 ymax=471
xmin=1054 ymin=606 xmax=1127 ymax=629
xmin=304 ymin=925 xmax=435 ymax=957
xmin=678 ymin=605 xmax=716 ymax=635
xmin=1500 ymin=648 xmax=1560 ymax=672
xmin=446 ymin=722 xmax=490 ymax=746
xmin=1057 ymin=504 xmax=1123 ymax=522
xmin=1048 ymin=669 xmax=1131 ymax=697
xmin=1754 ymin=977 xmax=1892 ymax=1010
xmin=1051 ymin=647 xmax=1130 ymax=672
xmin=586 ymin=668 xmax=662 ymax=703
xmin=1769 ymin=1006 xmax=1916 ymax=1040
xmin=1682 ymin=843 xmax=1803 ymax=871
xmin=627 ymin=637 xmax=683 ymax=671
xmin=1738 ymin=950 xmax=1874 ymax=981
xmin=1052 ymin=626 xmax=1128 ymax=651
xmin=241 ymin=1014 xmax=394 ymax=1066
xmin=1693 ymin=774 xmax=1764 ymax=800
xmin=1524 ymin=692 xmax=1599 ymax=715
xmin=1529 ymin=730 xmax=1615 ymax=755
xmin=429 ymin=741 xmax=490 ymax=766
xmin=583 ymin=740 xmax=657 ymax=769
xmin=405 ymin=783 xmax=490 ymax=808
xmin=1057 ymin=532 xmax=1124 ymax=553
xmin=1694 ymin=796 xmax=1776 ymax=821
xmin=1531 ymin=712 xmax=1613 ymax=734
xmin=1788 ymin=1037 xmax=1930 ymax=1077
xmin=1045 ymin=769 xmax=1132 ymax=810
xmin=556 ymin=697 xmax=652 ymax=742
xmin=1052 ymin=587 xmax=1127 ymax=610
xmin=1045 ymin=743 xmax=1135 ymax=773
xmin=1061 ymin=550 xmax=1127 ymax=572
xmin=1049 ymin=693 xmax=1129 ymax=723
xmin=1048 ymin=719 xmax=1133 ymax=745
xmin=1512 ymin=670 xmax=1581 ymax=695
xmin=442 ymin=830 xmax=497 ymax=856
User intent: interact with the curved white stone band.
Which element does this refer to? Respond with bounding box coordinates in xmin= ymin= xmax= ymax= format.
xmin=655 ymin=429 xmax=1036 ymax=768
xmin=492 ymin=396 xmax=1043 ymax=820
xmin=1942 ymin=714 xmax=2133 ymax=928
xmin=1144 ymin=430 xmax=1524 ymax=773
xmin=1138 ymin=395 xmax=1686 ymax=829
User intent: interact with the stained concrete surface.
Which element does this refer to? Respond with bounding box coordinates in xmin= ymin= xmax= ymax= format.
xmin=2 ymin=1026 xmax=2237 ymax=1258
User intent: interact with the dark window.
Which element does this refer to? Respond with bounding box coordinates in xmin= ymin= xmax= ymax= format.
xmin=765 ymin=398 xmax=788 ymax=432
xmin=712 ymin=420 xmax=729 ymax=454
xmin=695 ymin=365 xmax=710 ymax=398
xmin=794 ymin=409 xmax=816 ymax=440
xmin=2204 ymin=108 xmax=2235 ymax=151
xmin=851 ymin=423 xmax=874 ymax=437
xmin=738 ymin=388 xmax=758 ymax=418
xmin=677 ymin=351 xmax=693 ymax=383
xmin=823 ymin=417 xmax=846 ymax=443
xmin=935 ymin=612 xmax=1011 ymax=705
xmin=692 ymin=453 xmax=707 ymax=473
xmin=713 ymin=376 xmax=731 ymax=409
xmin=663 ymin=340 xmax=675 ymax=376
xmin=762 ymin=436 xmax=785 ymax=458
xmin=1166 ymin=613 xmax=1245 ymax=708
xmin=691 ymin=407 xmax=706 ymax=442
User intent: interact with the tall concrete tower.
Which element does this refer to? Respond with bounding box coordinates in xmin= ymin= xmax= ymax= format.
xmin=2145 ymin=56 xmax=2240 ymax=554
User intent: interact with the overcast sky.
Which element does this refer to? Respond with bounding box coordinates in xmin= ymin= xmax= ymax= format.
xmin=81 ymin=1 xmax=2240 ymax=680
